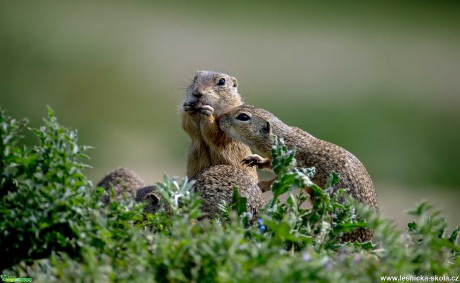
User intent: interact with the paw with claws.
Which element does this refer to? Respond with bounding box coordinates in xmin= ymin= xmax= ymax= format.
xmin=242 ymin=154 xmax=272 ymax=169
xmin=183 ymin=102 xmax=196 ymax=113
xmin=199 ymin=105 xmax=214 ymax=116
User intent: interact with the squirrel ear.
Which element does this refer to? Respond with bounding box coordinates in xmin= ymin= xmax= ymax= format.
xmin=262 ymin=121 xmax=271 ymax=135
xmin=232 ymin=77 xmax=238 ymax=88
xmin=147 ymin=193 xmax=160 ymax=206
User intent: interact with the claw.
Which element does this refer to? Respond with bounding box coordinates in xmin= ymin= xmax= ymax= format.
xmin=242 ymin=154 xmax=272 ymax=169
xmin=241 ymin=159 xmax=255 ymax=167
xmin=199 ymin=105 xmax=214 ymax=116
xmin=183 ymin=101 xmax=196 ymax=113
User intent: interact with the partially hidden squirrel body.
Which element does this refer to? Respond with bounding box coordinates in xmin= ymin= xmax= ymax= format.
xmin=191 ymin=165 xmax=265 ymax=223
xmin=97 ymin=167 xmax=164 ymax=214
xmin=97 ymin=167 xmax=146 ymax=203
xmin=96 ymin=166 xmax=264 ymax=220
xmin=181 ymin=71 xmax=256 ymax=180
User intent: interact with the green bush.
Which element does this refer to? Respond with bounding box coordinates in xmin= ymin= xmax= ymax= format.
xmin=0 ymin=108 xmax=458 ymax=282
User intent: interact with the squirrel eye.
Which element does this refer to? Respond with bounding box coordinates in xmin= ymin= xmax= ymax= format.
xmin=236 ymin=113 xmax=251 ymax=121
xmin=217 ymin=78 xmax=226 ymax=86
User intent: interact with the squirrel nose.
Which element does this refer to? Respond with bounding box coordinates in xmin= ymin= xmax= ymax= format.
xmin=192 ymin=87 xmax=203 ymax=98
xmin=192 ymin=91 xmax=202 ymax=98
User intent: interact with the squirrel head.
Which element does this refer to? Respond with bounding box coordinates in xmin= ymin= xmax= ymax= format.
xmin=184 ymin=70 xmax=242 ymax=115
xmin=218 ymin=105 xmax=274 ymax=157
xmin=135 ymin=186 xmax=163 ymax=214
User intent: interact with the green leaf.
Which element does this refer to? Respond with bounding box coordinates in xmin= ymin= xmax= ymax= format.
xmin=324 ymin=172 xmax=340 ymax=188
xmin=407 ymin=221 xmax=418 ymax=231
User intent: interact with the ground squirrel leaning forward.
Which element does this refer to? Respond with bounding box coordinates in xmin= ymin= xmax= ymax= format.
xmin=219 ymin=105 xmax=378 ymax=210
xmin=219 ymin=105 xmax=378 ymax=241
xmin=191 ymin=165 xmax=266 ymax=223
xmin=181 ymin=71 xmax=256 ymax=180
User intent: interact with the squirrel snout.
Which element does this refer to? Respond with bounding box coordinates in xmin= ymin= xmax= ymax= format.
xmin=192 ymin=88 xmax=203 ymax=98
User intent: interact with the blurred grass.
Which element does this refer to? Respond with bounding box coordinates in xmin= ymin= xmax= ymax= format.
xmin=1 ymin=1 xmax=459 ymax=226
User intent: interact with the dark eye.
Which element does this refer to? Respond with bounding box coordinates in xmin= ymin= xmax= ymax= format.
xmin=236 ymin=113 xmax=251 ymax=121
xmin=217 ymin=78 xmax=226 ymax=86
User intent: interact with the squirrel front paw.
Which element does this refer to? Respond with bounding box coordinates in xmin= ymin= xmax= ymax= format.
xmin=199 ymin=105 xmax=214 ymax=116
xmin=183 ymin=102 xmax=196 ymax=113
xmin=242 ymin=154 xmax=272 ymax=169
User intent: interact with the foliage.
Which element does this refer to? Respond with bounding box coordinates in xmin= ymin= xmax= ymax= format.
xmin=0 ymin=108 xmax=459 ymax=282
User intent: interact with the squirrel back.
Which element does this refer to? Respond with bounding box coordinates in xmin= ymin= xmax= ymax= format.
xmin=191 ymin=165 xmax=265 ymax=223
xmin=97 ymin=168 xmax=166 ymax=214
xmin=97 ymin=167 xmax=146 ymax=203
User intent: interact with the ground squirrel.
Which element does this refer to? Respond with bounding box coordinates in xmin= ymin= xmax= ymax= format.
xmin=97 ymin=166 xmax=265 ymax=220
xmin=97 ymin=167 xmax=163 ymax=213
xmin=219 ymin=105 xmax=378 ymax=241
xmin=181 ymin=71 xmax=256 ymax=180
xmin=134 ymin=185 xmax=168 ymax=214
xmin=219 ymin=105 xmax=378 ymax=211
xmin=97 ymin=167 xmax=146 ymax=203
xmin=191 ymin=165 xmax=266 ymax=223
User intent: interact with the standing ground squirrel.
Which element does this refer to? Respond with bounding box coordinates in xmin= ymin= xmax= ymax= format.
xmin=218 ymin=105 xmax=379 ymax=211
xmin=191 ymin=165 xmax=266 ymax=222
xmin=181 ymin=71 xmax=256 ymax=180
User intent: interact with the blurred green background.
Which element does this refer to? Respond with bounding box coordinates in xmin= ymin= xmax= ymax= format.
xmin=1 ymin=1 xmax=459 ymax=228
